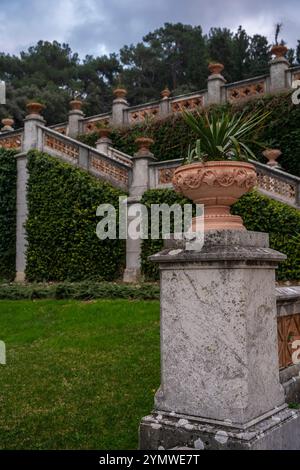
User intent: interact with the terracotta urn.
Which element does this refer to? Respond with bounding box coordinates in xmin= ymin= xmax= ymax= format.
xmin=172 ymin=161 xmax=257 ymax=231
xmin=208 ymin=63 xmax=224 ymax=75
xmin=135 ymin=137 xmax=154 ymax=154
xmin=1 ymin=118 xmax=14 ymax=130
xmin=26 ymin=102 xmax=45 ymax=115
xmin=70 ymin=99 xmax=83 ymax=111
xmin=271 ymin=44 xmax=288 ymax=58
xmin=161 ymin=87 xmax=171 ymax=99
xmin=98 ymin=127 xmax=112 ymax=139
xmin=263 ymin=148 xmax=282 ymax=168
xmin=113 ymin=88 xmax=127 ymax=100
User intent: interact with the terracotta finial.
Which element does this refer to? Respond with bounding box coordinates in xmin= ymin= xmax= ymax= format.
xmin=113 ymin=88 xmax=127 ymax=100
xmin=270 ymin=44 xmax=288 ymax=59
xmin=135 ymin=137 xmax=154 ymax=154
xmin=208 ymin=63 xmax=224 ymax=75
xmin=161 ymin=87 xmax=171 ymax=99
xmin=26 ymin=102 xmax=46 ymax=116
xmin=70 ymin=99 xmax=83 ymax=111
xmin=263 ymin=148 xmax=282 ymax=168
xmin=1 ymin=118 xmax=14 ymax=131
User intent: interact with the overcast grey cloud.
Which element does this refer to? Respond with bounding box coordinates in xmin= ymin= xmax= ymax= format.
xmin=0 ymin=0 xmax=299 ymax=58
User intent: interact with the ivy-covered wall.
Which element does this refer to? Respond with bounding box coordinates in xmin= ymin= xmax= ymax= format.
xmin=0 ymin=148 xmax=17 ymax=281
xmin=26 ymin=150 xmax=126 ymax=282
xmin=79 ymin=92 xmax=300 ymax=177
xmin=141 ymin=189 xmax=300 ymax=282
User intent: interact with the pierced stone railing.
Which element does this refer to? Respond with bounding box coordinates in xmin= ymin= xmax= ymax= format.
xmin=225 ymin=75 xmax=268 ymax=103
xmin=81 ymin=113 xmax=111 ymax=134
xmin=149 ymin=158 xmax=300 ymax=209
xmin=39 ymin=126 xmax=132 ymax=191
xmin=0 ymin=129 xmax=23 ymax=150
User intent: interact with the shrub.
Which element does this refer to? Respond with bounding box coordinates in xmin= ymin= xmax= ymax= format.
xmin=78 ymin=92 xmax=300 ymax=176
xmin=141 ymin=189 xmax=300 ymax=282
xmin=0 ymin=148 xmax=17 ymax=281
xmin=26 ymin=150 xmax=126 ymax=282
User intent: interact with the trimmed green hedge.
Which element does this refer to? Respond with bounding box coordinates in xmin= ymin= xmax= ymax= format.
xmin=0 ymin=281 xmax=159 ymax=301
xmin=141 ymin=189 xmax=300 ymax=282
xmin=26 ymin=150 xmax=126 ymax=282
xmin=79 ymin=92 xmax=300 ymax=176
xmin=0 ymin=148 xmax=17 ymax=281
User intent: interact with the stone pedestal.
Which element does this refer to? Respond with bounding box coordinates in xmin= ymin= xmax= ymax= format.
xmin=139 ymin=230 xmax=300 ymax=450
xmin=68 ymin=108 xmax=84 ymax=138
xmin=16 ymin=108 xmax=46 ymax=282
xmin=123 ymin=148 xmax=155 ymax=283
xmin=96 ymin=136 xmax=112 ymax=155
xmin=270 ymin=58 xmax=289 ymax=91
xmin=207 ymin=73 xmax=226 ymax=105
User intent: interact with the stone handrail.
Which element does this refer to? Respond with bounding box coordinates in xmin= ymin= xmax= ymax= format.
xmin=0 ymin=128 xmax=23 ymax=150
xmin=38 ymin=125 xmax=131 ymax=191
xmin=149 ymin=158 xmax=300 ymax=209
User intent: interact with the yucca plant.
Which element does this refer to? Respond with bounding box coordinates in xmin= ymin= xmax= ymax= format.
xmin=183 ymin=109 xmax=269 ymax=163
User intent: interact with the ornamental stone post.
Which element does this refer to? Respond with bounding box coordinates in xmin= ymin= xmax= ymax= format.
xmin=139 ymin=230 xmax=300 ymax=450
xmin=207 ymin=63 xmax=226 ymax=105
xmin=269 ymin=45 xmax=289 ymax=92
xmin=159 ymin=88 xmax=171 ymax=117
xmin=123 ymin=137 xmax=155 ymax=283
xmin=68 ymin=99 xmax=84 ymax=138
xmin=16 ymin=102 xmax=46 ymax=282
xmin=96 ymin=128 xmax=112 ymax=156
xmin=112 ymin=88 xmax=129 ymax=127
xmin=1 ymin=118 xmax=14 ymax=132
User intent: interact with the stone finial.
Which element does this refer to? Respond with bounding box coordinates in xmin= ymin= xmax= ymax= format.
xmin=161 ymin=87 xmax=171 ymax=99
xmin=271 ymin=44 xmax=288 ymax=59
xmin=98 ymin=127 xmax=112 ymax=139
xmin=26 ymin=102 xmax=46 ymax=116
xmin=113 ymin=88 xmax=127 ymax=100
xmin=208 ymin=63 xmax=224 ymax=75
xmin=135 ymin=137 xmax=154 ymax=155
xmin=263 ymin=148 xmax=282 ymax=168
xmin=1 ymin=118 xmax=14 ymax=132
xmin=70 ymin=99 xmax=83 ymax=111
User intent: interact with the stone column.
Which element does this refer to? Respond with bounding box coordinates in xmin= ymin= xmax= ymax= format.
xmin=1 ymin=118 xmax=14 ymax=132
xmin=140 ymin=230 xmax=300 ymax=450
xmin=269 ymin=45 xmax=289 ymax=92
xmin=68 ymin=100 xmax=84 ymax=138
xmin=123 ymin=138 xmax=155 ymax=283
xmin=159 ymin=88 xmax=171 ymax=117
xmin=16 ymin=102 xmax=45 ymax=282
xmin=112 ymin=88 xmax=129 ymax=127
xmin=96 ymin=129 xmax=112 ymax=156
xmin=207 ymin=63 xmax=226 ymax=105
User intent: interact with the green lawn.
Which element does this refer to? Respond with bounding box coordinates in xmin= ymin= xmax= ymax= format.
xmin=0 ymin=299 xmax=160 ymax=450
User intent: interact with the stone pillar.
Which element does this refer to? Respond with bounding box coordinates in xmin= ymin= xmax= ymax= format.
xmin=269 ymin=45 xmax=289 ymax=92
xmin=68 ymin=100 xmax=84 ymax=138
xmin=96 ymin=129 xmax=112 ymax=156
xmin=159 ymin=88 xmax=171 ymax=117
xmin=140 ymin=230 xmax=300 ymax=450
xmin=1 ymin=118 xmax=14 ymax=132
xmin=16 ymin=102 xmax=45 ymax=282
xmin=112 ymin=88 xmax=129 ymax=127
xmin=207 ymin=63 xmax=226 ymax=105
xmin=123 ymin=138 xmax=155 ymax=283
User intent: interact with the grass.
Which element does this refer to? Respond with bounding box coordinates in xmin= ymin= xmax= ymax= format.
xmin=0 ymin=299 xmax=160 ymax=450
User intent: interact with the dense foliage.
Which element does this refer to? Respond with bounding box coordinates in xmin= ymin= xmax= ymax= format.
xmin=26 ymin=151 xmax=125 ymax=282
xmin=1 ymin=23 xmax=298 ymax=126
xmin=141 ymin=189 xmax=300 ymax=282
xmin=0 ymin=281 xmax=159 ymax=301
xmin=0 ymin=148 xmax=16 ymax=281
xmin=79 ymin=92 xmax=300 ymax=177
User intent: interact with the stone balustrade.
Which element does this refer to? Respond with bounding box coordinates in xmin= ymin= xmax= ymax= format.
xmin=149 ymin=158 xmax=300 ymax=209
xmin=39 ymin=126 xmax=131 ymax=191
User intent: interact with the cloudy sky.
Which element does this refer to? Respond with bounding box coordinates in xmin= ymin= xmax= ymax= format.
xmin=0 ymin=0 xmax=299 ymax=58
